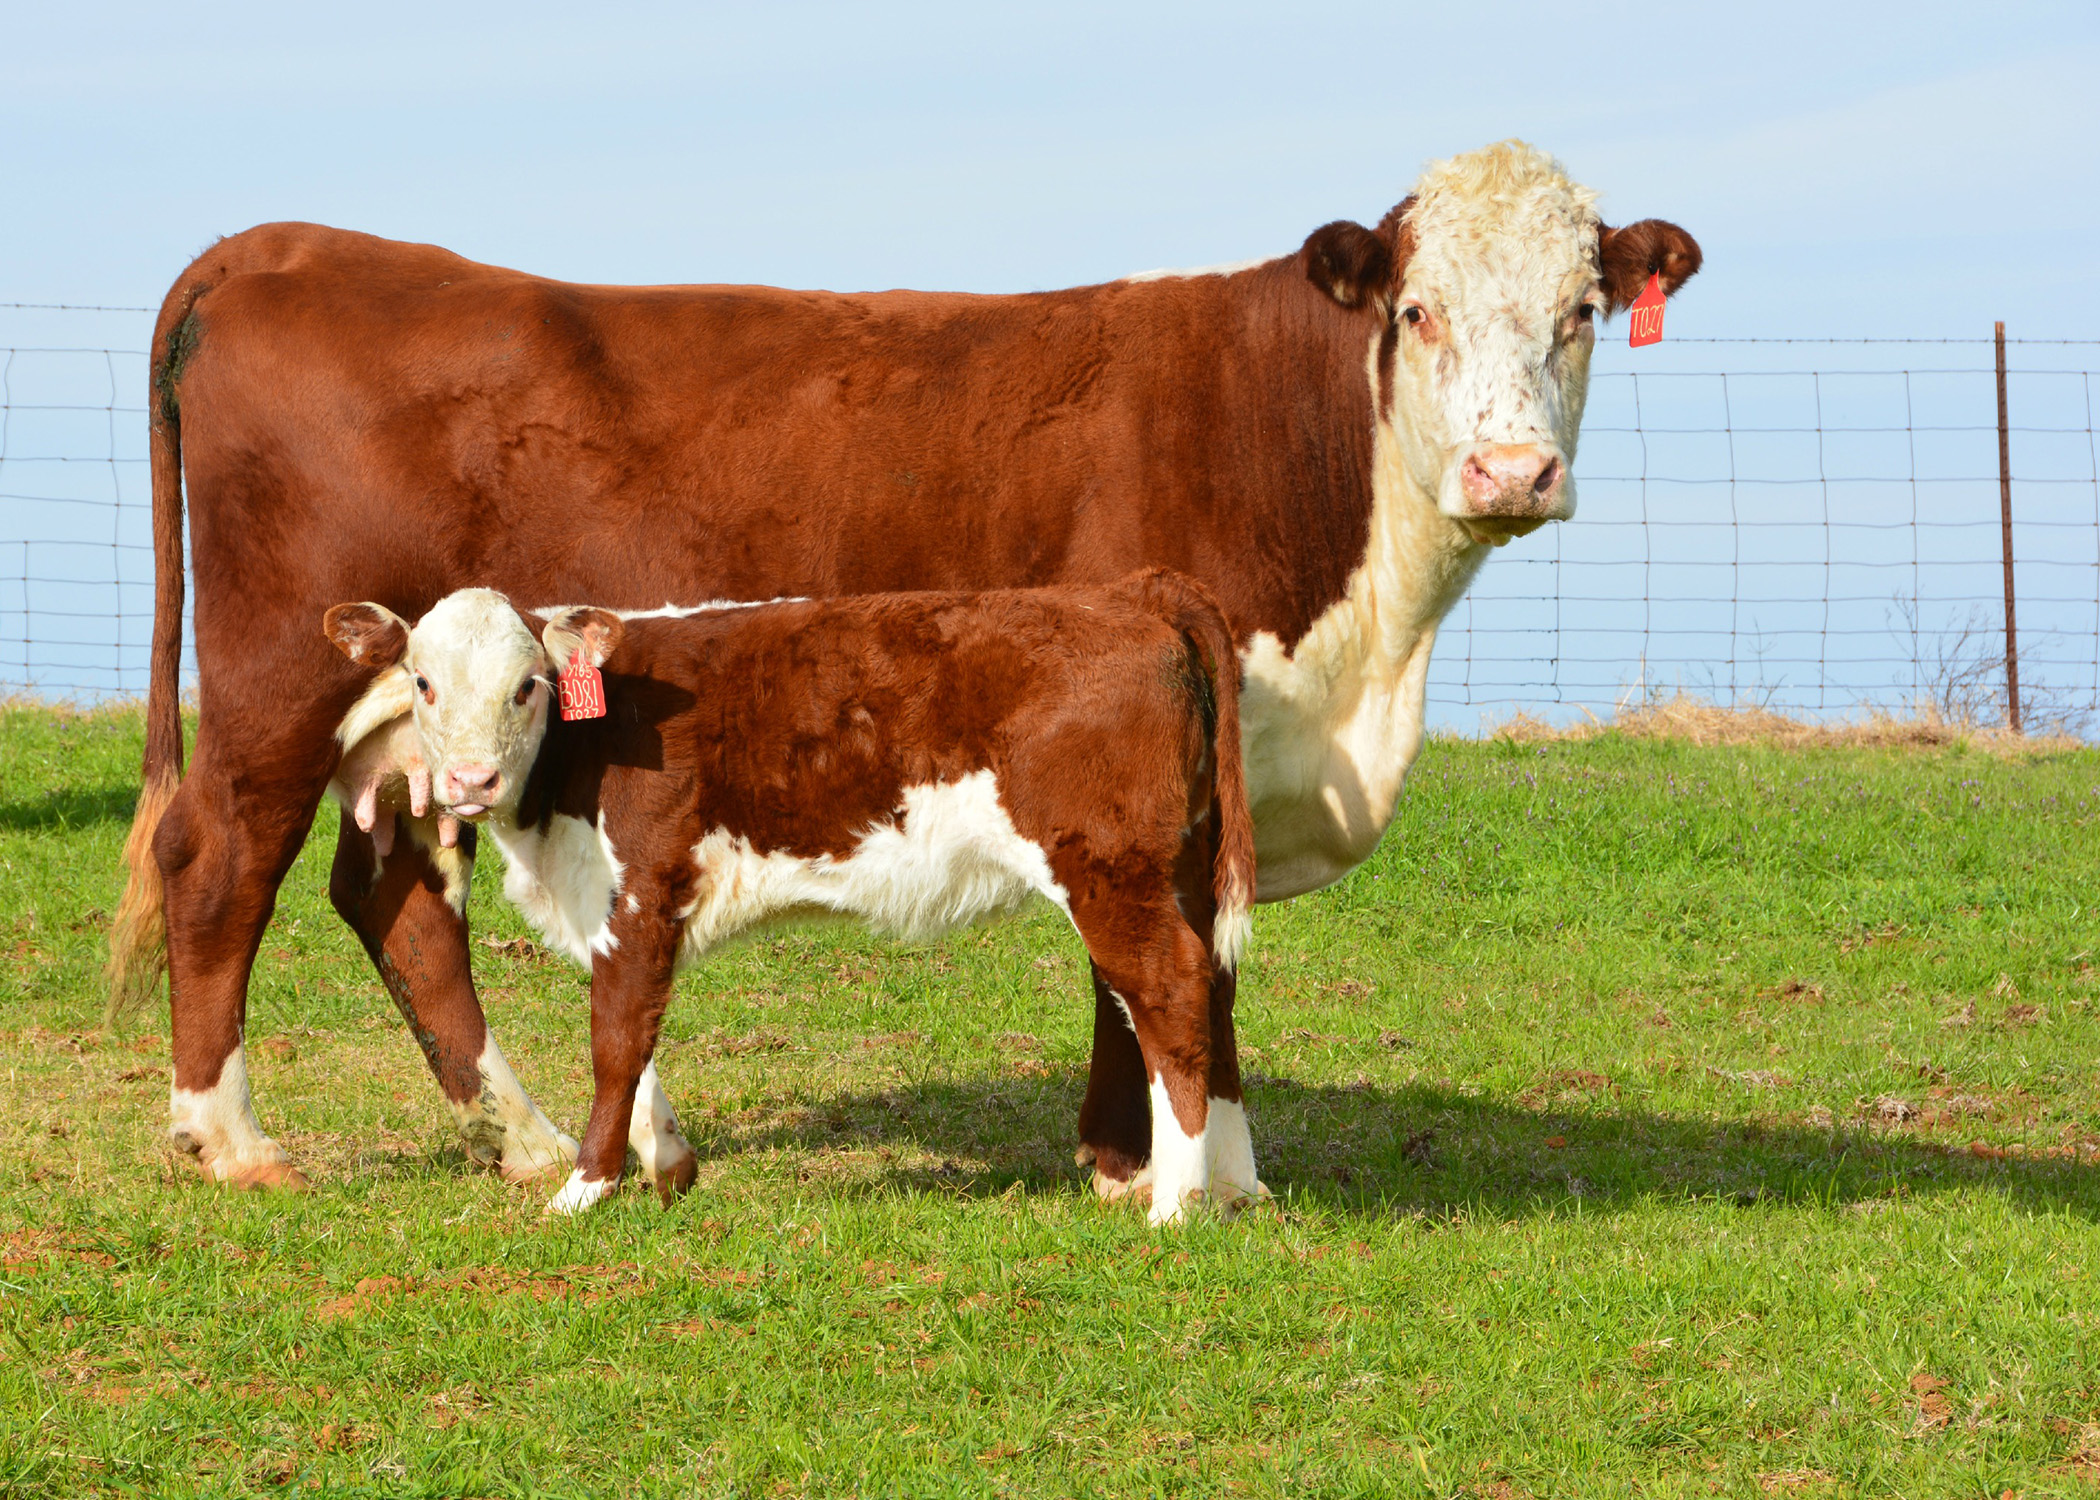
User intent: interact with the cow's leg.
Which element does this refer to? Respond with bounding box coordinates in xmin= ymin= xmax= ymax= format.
xmin=156 ymin=750 xmax=326 ymax=1189
xmin=626 ymin=1057 xmax=698 ymax=1206
xmin=1200 ymin=964 xmax=1267 ymax=1209
xmin=548 ymin=931 xmax=682 ymax=1216
xmin=326 ymin=808 xmax=576 ymax=1181
xmin=1075 ymin=899 xmax=1220 ymax=1226
xmin=1077 ymin=962 xmax=1156 ymax=1202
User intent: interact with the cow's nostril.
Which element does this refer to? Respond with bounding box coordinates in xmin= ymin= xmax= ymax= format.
xmin=1534 ymin=457 xmax=1561 ymax=495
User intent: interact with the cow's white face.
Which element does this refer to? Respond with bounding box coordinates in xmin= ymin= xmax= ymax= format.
xmin=324 ymin=589 xmax=623 ymax=824
xmin=1390 ymin=148 xmax=1601 ymax=544
xmin=1302 ymin=140 xmax=1701 ymax=549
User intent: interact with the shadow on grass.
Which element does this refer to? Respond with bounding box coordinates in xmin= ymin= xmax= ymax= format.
xmin=678 ymin=1071 xmax=2100 ymax=1223
xmin=0 ymin=785 xmax=137 ymax=832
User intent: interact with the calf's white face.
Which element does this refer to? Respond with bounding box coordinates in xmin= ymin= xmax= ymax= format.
xmin=324 ymin=589 xmax=624 ymax=823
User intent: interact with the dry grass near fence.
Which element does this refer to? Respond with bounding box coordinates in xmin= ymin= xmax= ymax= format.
xmin=1486 ymin=693 xmax=2084 ymax=756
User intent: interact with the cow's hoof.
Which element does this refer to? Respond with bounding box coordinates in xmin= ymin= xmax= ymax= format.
xmin=501 ymin=1131 xmax=581 ymax=1184
xmin=1091 ymin=1165 xmax=1154 ymax=1206
xmin=1212 ymin=1179 xmax=1275 ymax=1219
xmin=1147 ymin=1187 xmax=1202 ymax=1228
xmin=653 ymin=1151 xmax=699 ymax=1207
xmin=1073 ymin=1143 xmax=1097 ymax=1168
xmin=221 ymin=1158 xmax=311 ymax=1193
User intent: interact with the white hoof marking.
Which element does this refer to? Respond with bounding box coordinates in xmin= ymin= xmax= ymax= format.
xmin=546 ymin=1170 xmax=616 ymax=1216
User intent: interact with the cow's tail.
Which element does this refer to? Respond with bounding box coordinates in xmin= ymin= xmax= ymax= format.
xmin=1130 ymin=568 xmax=1256 ymax=973
xmin=106 ymin=277 xmax=206 ymax=1025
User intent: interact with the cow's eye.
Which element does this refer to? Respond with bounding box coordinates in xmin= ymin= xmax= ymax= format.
xmin=1577 ymin=302 xmax=1596 ymax=322
xmin=1402 ymin=305 xmax=1425 ymax=326
xmin=515 ymin=678 xmax=536 ymax=706
xmin=414 ymin=674 xmax=434 ymax=704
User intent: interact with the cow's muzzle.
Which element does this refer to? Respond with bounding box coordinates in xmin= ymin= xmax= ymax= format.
xmin=1449 ymin=442 xmax=1572 ymax=544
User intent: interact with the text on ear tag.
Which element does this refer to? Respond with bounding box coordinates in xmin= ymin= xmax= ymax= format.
xmin=1628 ymin=272 xmax=1666 ymax=348
xmin=558 ymin=651 xmax=606 ymax=721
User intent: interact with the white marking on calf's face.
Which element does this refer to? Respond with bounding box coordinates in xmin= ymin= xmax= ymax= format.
xmin=398 ymin=589 xmax=553 ymax=820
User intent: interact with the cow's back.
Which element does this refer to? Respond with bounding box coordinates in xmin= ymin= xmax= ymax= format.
xmin=163 ymin=223 xmax=1378 ymax=713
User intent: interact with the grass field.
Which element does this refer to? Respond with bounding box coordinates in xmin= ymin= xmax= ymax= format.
xmin=4 ymin=704 xmax=2100 ymax=1497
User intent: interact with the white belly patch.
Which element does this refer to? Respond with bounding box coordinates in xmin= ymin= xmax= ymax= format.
xmin=678 ymin=769 xmax=1071 ymax=961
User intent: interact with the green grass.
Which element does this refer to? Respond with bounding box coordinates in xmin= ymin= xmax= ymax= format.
xmin=4 ymin=703 xmax=2100 ymax=1497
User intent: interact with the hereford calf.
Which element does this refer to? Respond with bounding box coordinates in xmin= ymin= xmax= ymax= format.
xmin=323 ymin=571 xmax=1261 ymax=1224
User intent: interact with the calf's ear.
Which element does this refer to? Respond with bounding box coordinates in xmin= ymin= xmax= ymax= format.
xmin=542 ymin=606 xmax=625 ymax=672
xmin=323 ymin=602 xmax=411 ymax=669
xmin=1598 ymin=219 xmax=1703 ymax=312
xmin=1302 ymin=220 xmax=1393 ymax=310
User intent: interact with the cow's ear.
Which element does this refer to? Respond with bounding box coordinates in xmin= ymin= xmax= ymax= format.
xmin=1598 ymin=219 xmax=1703 ymax=312
xmin=323 ymin=602 xmax=411 ymax=669
xmin=1302 ymin=220 xmax=1393 ymax=310
xmin=542 ymin=606 xmax=625 ymax=672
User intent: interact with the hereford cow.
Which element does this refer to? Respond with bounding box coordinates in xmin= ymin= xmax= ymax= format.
xmin=323 ymin=573 xmax=1258 ymax=1222
xmin=109 ymin=139 xmax=1699 ymax=1200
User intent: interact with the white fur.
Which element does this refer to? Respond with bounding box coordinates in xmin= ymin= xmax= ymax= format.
xmin=1204 ymin=1097 xmax=1267 ymax=1207
xmin=673 ymin=770 xmax=1071 ymax=961
xmin=446 ymin=1032 xmax=578 ymax=1179
xmin=334 ymin=668 xmax=414 ymax=750
xmin=1121 ymin=256 xmax=1275 ymax=283
xmin=168 ymin=1045 xmax=290 ymax=1181
xmin=528 ymin=598 xmax=805 ymax=621
xmin=487 ymin=812 xmax=626 ymax=965
xmin=546 ymin=1169 xmax=616 ymax=1216
xmin=1233 ymin=143 xmax=1608 ymax=899
xmin=1145 ymin=1074 xmax=1210 ymax=1226
xmin=626 ymin=1059 xmax=694 ymax=1182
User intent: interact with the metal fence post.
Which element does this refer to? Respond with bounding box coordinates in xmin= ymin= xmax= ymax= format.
xmin=1996 ymin=321 xmax=2022 ymax=733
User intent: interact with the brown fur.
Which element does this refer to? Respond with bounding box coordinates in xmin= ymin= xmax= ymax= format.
xmin=1599 ymin=219 xmax=1704 ymax=310
xmin=444 ymin=573 xmax=1254 ymax=1196
xmin=113 ymin=194 xmax=1696 ymax=1184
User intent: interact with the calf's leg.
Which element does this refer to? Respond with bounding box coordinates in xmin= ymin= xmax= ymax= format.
xmin=327 ymin=809 xmax=576 ymax=1180
xmin=548 ymin=931 xmax=686 ymax=1216
xmin=1076 ymin=897 xmax=1222 ymax=1226
xmin=1077 ymin=963 xmax=1155 ymax=1201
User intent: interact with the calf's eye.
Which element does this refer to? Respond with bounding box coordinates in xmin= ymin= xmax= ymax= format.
xmin=515 ymin=678 xmax=535 ymax=706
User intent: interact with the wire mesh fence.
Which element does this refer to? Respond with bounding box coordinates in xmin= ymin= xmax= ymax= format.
xmin=3 ymin=303 xmax=2096 ymax=734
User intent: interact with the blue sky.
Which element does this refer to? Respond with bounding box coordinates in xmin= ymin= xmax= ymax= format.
xmin=4 ymin=3 xmax=2097 ymax=715
xmin=6 ymin=1 xmax=2097 ymax=337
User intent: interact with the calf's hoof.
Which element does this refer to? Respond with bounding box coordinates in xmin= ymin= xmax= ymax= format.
xmin=545 ymin=1169 xmax=618 ymax=1217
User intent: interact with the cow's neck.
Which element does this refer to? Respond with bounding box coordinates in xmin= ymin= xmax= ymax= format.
xmin=1238 ymin=335 xmax=1488 ymax=901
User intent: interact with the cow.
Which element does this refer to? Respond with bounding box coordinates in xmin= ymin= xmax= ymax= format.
xmin=321 ymin=572 xmax=1258 ymax=1223
xmin=107 ymin=138 xmax=1700 ymax=1200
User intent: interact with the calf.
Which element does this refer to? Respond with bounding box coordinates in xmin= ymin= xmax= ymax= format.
xmin=323 ymin=570 xmax=1261 ymax=1224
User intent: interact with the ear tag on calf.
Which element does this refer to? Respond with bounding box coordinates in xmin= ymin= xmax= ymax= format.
xmin=558 ymin=651 xmax=606 ymax=721
xmin=1627 ymin=272 xmax=1666 ymax=348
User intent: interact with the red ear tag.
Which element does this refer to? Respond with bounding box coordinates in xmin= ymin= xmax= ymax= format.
xmin=1627 ymin=272 xmax=1666 ymax=348
xmin=558 ymin=651 xmax=606 ymax=721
